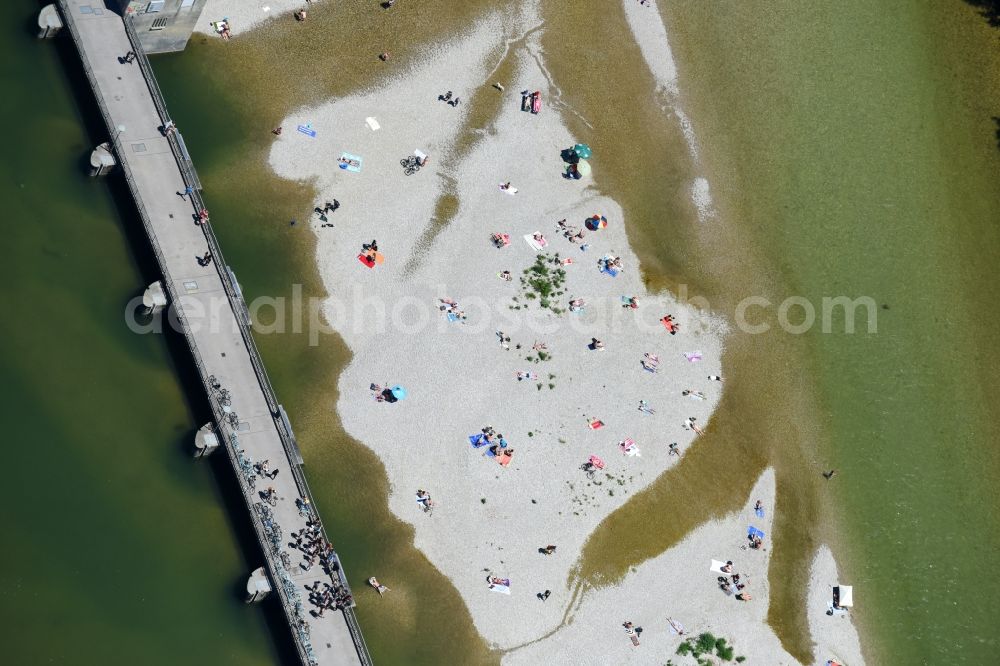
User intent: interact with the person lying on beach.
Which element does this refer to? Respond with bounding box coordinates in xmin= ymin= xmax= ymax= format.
xmin=516 ymin=371 xmax=538 ymax=381
xmin=685 ymin=417 xmax=704 ymax=435
xmin=623 ymin=296 xmax=639 ymax=309
xmin=590 ymin=338 xmax=605 ymax=351
xmin=682 ymin=389 xmax=706 ymax=400
xmin=721 ymin=561 xmax=733 ymax=573
xmin=668 ymin=442 xmax=680 ymax=456
xmin=499 ymin=270 xmax=512 ymax=281
xmin=754 ymin=500 xmax=763 ymax=511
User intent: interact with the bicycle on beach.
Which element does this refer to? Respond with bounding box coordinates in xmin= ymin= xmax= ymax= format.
xmin=400 ymin=156 xmax=421 ymax=176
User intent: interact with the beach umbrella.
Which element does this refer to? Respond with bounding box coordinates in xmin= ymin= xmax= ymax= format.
xmin=585 ymin=214 xmax=607 ymax=231
xmin=576 ymin=159 xmax=591 ymax=177
xmin=573 ymin=143 xmax=592 ymax=159
xmin=390 ymin=386 xmax=407 ymax=400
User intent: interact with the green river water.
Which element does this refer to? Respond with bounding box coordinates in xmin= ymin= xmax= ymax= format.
xmin=7 ymin=0 xmax=999 ymax=664
xmin=0 ymin=5 xmax=279 ymax=663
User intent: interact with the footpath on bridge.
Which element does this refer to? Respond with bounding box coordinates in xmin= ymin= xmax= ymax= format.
xmin=56 ymin=2 xmax=370 ymax=664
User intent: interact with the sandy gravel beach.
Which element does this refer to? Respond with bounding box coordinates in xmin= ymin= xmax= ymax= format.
xmin=196 ymin=0 xmax=300 ymax=38
xmin=259 ymin=1 xmax=863 ymax=661
xmin=503 ymin=469 xmax=862 ymax=665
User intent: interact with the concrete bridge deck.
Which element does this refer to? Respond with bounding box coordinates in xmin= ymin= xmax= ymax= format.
xmin=55 ymin=2 xmax=370 ymax=664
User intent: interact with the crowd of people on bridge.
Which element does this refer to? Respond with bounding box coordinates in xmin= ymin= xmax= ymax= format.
xmin=307 ymin=580 xmax=353 ymax=618
xmin=291 ymin=519 xmax=335 ymax=573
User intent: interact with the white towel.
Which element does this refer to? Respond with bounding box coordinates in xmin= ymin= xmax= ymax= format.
xmin=524 ymin=233 xmax=548 ymax=251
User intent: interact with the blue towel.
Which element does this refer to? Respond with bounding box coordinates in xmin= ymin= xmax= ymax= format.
xmin=748 ymin=526 xmax=765 ymax=540
xmin=601 ymin=266 xmax=619 ymax=277
xmin=339 ymin=152 xmax=363 ymax=173
xmin=755 ymin=507 xmax=765 ymax=518
xmin=447 ymin=312 xmax=458 ymax=322
xmin=469 ymin=434 xmax=488 ymax=448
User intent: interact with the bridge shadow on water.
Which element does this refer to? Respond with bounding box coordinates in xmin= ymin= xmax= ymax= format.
xmin=48 ymin=19 xmax=301 ymax=666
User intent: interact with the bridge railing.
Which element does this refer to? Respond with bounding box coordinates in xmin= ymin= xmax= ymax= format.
xmin=57 ymin=4 xmax=371 ymax=665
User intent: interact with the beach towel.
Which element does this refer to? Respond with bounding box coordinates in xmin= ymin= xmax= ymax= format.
xmin=588 ymin=455 xmax=605 ymax=469
xmin=562 ymin=258 xmax=574 ymax=265
xmin=524 ymin=233 xmax=548 ymax=251
xmin=755 ymin=507 xmax=765 ymax=518
xmin=339 ymin=152 xmax=363 ymax=173
xmin=447 ymin=312 xmax=459 ymax=322
xmin=211 ymin=20 xmax=229 ymax=34
xmin=297 ymin=124 xmax=317 ymax=138
xmin=358 ymin=253 xmax=375 ymax=268
xmin=499 ymin=184 xmax=518 ymax=195
xmin=488 ymin=581 xmax=511 ymax=594
xmin=748 ymin=526 xmax=765 ymax=540
xmin=710 ymin=559 xmax=731 ymax=574
xmin=588 ymin=419 xmax=605 ymax=430
xmin=365 ymin=117 xmax=380 ymax=131
xmin=667 ymin=618 xmax=686 ymax=636
xmin=619 ymin=439 xmax=641 ymax=457
xmin=684 ymin=351 xmax=703 ymax=362
xmin=600 ymin=265 xmax=619 ymax=277
xmin=497 ymin=452 xmax=512 ymax=467
xmin=469 ymin=434 xmax=489 ymax=448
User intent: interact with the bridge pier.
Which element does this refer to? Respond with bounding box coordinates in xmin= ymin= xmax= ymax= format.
xmin=38 ymin=4 xmax=63 ymax=39
xmin=89 ymin=142 xmax=116 ymax=176
xmin=246 ymin=567 xmax=272 ymax=603
xmin=193 ymin=423 xmax=219 ymax=458
xmin=142 ymin=280 xmax=167 ymax=314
